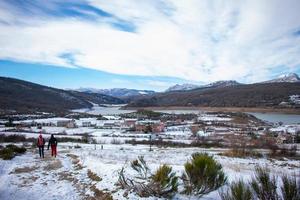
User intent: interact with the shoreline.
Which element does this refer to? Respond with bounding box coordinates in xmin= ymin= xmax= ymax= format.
xmin=122 ymin=106 xmax=300 ymax=114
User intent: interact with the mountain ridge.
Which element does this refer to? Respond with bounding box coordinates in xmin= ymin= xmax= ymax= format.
xmin=0 ymin=77 xmax=124 ymax=114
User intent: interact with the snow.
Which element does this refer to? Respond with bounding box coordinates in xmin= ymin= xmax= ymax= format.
xmin=198 ymin=115 xmax=232 ymax=121
xmin=0 ymin=141 xmax=299 ymax=200
xmin=72 ymin=104 xmax=134 ymax=115
xmin=270 ymin=124 xmax=300 ymax=134
xmin=290 ymin=95 xmax=300 ymax=104
xmin=0 ymin=150 xmax=82 ymax=200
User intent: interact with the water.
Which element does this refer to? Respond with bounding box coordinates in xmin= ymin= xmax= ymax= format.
xmin=73 ymin=105 xmax=300 ymax=124
xmin=247 ymin=112 xmax=300 ymax=124
xmin=73 ymin=105 xmax=135 ymax=115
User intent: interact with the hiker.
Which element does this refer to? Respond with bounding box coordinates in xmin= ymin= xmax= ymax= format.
xmin=37 ymin=133 xmax=45 ymax=158
xmin=47 ymin=134 xmax=58 ymax=157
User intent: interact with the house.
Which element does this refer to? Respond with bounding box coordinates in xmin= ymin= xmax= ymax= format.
xmin=66 ymin=120 xmax=77 ymax=128
xmin=57 ymin=120 xmax=72 ymax=127
xmin=135 ymin=120 xmax=165 ymax=133
xmin=122 ymin=119 xmax=137 ymax=129
xmin=82 ymin=121 xmax=92 ymax=127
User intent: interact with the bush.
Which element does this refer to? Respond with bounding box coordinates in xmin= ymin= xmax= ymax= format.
xmin=182 ymin=153 xmax=227 ymax=197
xmin=131 ymin=156 xmax=150 ymax=179
xmin=219 ymin=180 xmax=253 ymax=200
xmin=251 ymin=166 xmax=279 ymax=200
xmin=111 ymin=138 xmax=121 ymax=144
xmin=6 ymin=144 xmax=26 ymax=154
xmin=149 ymin=164 xmax=178 ymax=197
xmin=117 ymin=157 xmax=178 ymax=198
xmin=0 ymin=148 xmax=14 ymax=160
xmin=281 ymin=174 xmax=300 ymax=200
xmin=0 ymin=144 xmax=27 ymax=160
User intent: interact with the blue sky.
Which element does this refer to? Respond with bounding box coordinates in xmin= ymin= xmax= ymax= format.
xmin=0 ymin=0 xmax=300 ymax=91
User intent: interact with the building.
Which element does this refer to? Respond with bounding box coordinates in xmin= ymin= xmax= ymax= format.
xmin=135 ymin=120 xmax=165 ymax=133
xmin=66 ymin=120 xmax=77 ymax=128
xmin=82 ymin=121 xmax=92 ymax=127
xmin=122 ymin=119 xmax=137 ymax=129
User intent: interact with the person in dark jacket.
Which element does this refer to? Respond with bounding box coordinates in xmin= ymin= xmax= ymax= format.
xmin=37 ymin=133 xmax=45 ymax=158
xmin=47 ymin=134 xmax=58 ymax=157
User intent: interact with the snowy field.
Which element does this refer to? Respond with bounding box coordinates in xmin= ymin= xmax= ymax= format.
xmin=0 ymin=142 xmax=299 ymax=200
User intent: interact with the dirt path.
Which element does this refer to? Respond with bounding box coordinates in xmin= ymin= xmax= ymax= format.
xmin=0 ymin=148 xmax=112 ymax=200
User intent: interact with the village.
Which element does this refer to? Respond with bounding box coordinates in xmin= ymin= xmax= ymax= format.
xmin=1 ymin=109 xmax=299 ymax=146
xmin=0 ymin=109 xmax=299 ymax=200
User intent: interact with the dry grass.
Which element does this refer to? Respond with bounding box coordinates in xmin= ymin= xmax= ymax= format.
xmin=43 ymin=159 xmax=63 ymax=171
xmin=87 ymin=169 xmax=102 ymax=182
xmin=220 ymin=148 xmax=263 ymax=158
xmin=89 ymin=185 xmax=113 ymax=200
xmin=11 ymin=166 xmax=38 ymax=174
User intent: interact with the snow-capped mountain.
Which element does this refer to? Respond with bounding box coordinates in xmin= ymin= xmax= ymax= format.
xmin=204 ymin=80 xmax=241 ymax=88
xmin=76 ymin=88 xmax=155 ymax=97
xmin=264 ymin=73 xmax=300 ymax=83
xmin=166 ymin=80 xmax=240 ymax=92
xmin=165 ymin=84 xmax=199 ymax=92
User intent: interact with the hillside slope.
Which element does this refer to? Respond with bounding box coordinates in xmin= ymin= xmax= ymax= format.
xmin=0 ymin=77 xmax=124 ymax=113
xmin=127 ymin=83 xmax=300 ymax=108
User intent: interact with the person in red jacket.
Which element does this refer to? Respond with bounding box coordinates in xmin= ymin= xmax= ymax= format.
xmin=37 ymin=133 xmax=45 ymax=158
xmin=47 ymin=134 xmax=58 ymax=157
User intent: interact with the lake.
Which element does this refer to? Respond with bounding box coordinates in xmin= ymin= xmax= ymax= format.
xmin=247 ymin=112 xmax=300 ymax=124
xmin=73 ymin=105 xmax=300 ymax=124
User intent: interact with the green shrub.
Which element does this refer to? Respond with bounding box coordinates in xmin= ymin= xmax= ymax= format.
xmin=251 ymin=166 xmax=279 ymax=200
xmin=0 ymin=148 xmax=14 ymax=160
xmin=149 ymin=164 xmax=178 ymax=197
xmin=0 ymin=145 xmax=27 ymax=160
xmin=118 ymin=157 xmax=178 ymax=198
xmin=219 ymin=180 xmax=254 ymax=200
xmin=281 ymin=174 xmax=300 ymax=200
xmin=182 ymin=153 xmax=227 ymax=197
xmin=6 ymin=144 xmax=26 ymax=154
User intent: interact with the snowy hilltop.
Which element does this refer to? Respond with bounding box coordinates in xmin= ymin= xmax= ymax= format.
xmin=263 ymin=73 xmax=300 ymax=83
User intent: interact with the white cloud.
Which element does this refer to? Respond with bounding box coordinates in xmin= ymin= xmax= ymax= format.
xmin=0 ymin=0 xmax=300 ymax=83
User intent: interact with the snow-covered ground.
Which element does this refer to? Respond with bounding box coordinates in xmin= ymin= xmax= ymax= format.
xmin=1 ymin=143 xmax=298 ymax=200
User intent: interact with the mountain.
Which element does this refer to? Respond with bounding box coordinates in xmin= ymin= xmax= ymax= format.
xmin=204 ymin=80 xmax=241 ymax=88
xmin=166 ymin=80 xmax=241 ymax=92
xmin=76 ymin=88 xmax=155 ymax=97
xmin=0 ymin=77 xmax=124 ymax=113
xmin=127 ymin=82 xmax=300 ymax=108
xmin=165 ymin=84 xmax=199 ymax=92
xmin=263 ymin=73 xmax=300 ymax=83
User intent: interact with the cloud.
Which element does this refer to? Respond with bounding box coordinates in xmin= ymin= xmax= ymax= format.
xmin=0 ymin=0 xmax=300 ymax=83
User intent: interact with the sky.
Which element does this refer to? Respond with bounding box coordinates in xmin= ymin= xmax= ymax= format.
xmin=0 ymin=0 xmax=300 ymax=91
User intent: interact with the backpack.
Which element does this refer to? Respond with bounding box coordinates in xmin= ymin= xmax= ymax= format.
xmin=38 ymin=136 xmax=44 ymax=146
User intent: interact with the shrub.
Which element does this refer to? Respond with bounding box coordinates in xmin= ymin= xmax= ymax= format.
xmin=149 ymin=164 xmax=178 ymax=197
xmin=6 ymin=144 xmax=26 ymax=154
xmin=117 ymin=157 xmax=178 ymax=198
xmin=74 ymin=144 xmax=82 ymax=149
xmin=131 ymin=156 xmax=150 ymax=179
xmin=182 ymin=153 xmax=227 ymax=197
xmin=251 ymin=166 xmax=279 ymax=200
xmin=281 ymin=174 xmax=300 ymax=200
xmin=111 ymin=138 xmax=121 ymax=144
xmin=0 ymin=144 xmax=26 ymax=160
xmin=219 ymin=180 xmax=253 ymax=200
xmin=0 ymin=148 xmax=14 ymax=160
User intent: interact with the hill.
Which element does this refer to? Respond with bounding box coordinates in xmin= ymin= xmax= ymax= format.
xmin=76 ymin=88 xmax=155 ymax=97
xmin=0 ymin=77 xmax=124 ymax=114
xmin=126 ymin=82 xmax=300 ymax=108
